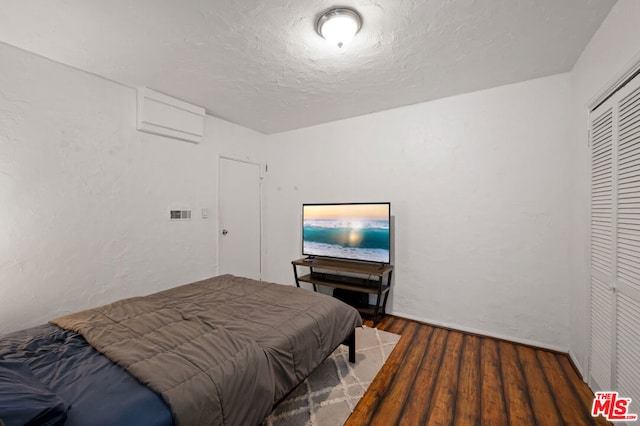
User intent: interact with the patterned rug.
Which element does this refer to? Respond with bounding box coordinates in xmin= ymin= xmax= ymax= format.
xmin=263 ymin=326 xmax=400 ymax=426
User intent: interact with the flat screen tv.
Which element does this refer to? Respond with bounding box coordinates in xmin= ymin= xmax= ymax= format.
xmin=302 ymin=202 xmax=391 ymax=264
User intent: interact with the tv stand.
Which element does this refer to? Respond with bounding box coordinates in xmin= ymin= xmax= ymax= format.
xmin=292 ymin=257 xmax=393 ymax=325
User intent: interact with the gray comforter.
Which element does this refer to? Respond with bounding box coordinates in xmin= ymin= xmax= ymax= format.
xmin=51 ymin=274 xmax=362 ymax=426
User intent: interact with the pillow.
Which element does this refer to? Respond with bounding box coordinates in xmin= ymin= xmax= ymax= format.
xmin=0 ymin=359 xmax=68 ymax=426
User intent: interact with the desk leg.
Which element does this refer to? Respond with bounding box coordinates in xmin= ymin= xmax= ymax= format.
xmin=292 ymin=264 xmax=300 ymax=288
xmin=346 ymin=329 xmax=356 ymax=363
xmin=373 ymin=276 xmax=384 ymax=325
xmin=381 ymin=270 xmax=393 ymax=314
xmin=309 ymin=266 xmax=317 ymax=292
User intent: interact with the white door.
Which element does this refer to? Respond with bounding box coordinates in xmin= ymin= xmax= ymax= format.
xmin=218 ymin=157 xmax=261 ymax=280
xmin=589 ymin=71 xmax=640 ymax=406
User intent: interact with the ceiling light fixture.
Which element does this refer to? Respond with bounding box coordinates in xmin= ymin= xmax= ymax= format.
xmin=316 ymin=7 xmax=362 ymax=48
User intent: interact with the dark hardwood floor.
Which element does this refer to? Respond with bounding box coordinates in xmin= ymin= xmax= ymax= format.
xmin=346 ymin=315 xmax=610 ymax=426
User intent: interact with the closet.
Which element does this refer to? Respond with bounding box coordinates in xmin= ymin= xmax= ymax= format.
xmin=589 ymin=71 xmax=640 ymax=404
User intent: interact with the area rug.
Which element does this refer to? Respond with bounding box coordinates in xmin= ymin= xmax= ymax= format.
xmin=263 ymin=326 xmax=401 ymax=426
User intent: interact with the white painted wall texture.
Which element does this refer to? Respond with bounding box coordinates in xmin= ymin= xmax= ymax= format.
xmin=567 ymin=0 xmax=640 ymax=374
xmin=263 ymin=74 xmax=573 ymax=350
xmin=3 ymin=5 xmax=634 ymax=359
xmin=0 ymin=42 xmax=264 ymax=334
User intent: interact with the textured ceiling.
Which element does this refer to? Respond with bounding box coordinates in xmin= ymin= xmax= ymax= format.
xmin=0 ymin=0 xmax=616 ymax=134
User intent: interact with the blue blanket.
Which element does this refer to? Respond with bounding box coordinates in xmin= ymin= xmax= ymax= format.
xmin=0 ymin=324 xmax=173 ymax=426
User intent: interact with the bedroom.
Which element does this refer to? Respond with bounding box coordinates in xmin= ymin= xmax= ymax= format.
xmin=1 ymin=0 xmax=639 ymax=424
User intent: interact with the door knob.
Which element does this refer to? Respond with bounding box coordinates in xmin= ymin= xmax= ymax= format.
xmin=222 ymin=229 xmax=229 ymax=235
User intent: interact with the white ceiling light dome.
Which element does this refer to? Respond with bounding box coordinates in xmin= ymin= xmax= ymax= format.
xmin=316 ymin=7 xmax=362 ymax=48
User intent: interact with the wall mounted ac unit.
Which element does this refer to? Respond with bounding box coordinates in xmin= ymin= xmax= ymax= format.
xmin=136 ymin=88 xmax=205 ymax=143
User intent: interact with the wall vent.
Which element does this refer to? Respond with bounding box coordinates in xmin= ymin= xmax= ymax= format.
xmin=170 ymin=210 xmax=192 ymax=220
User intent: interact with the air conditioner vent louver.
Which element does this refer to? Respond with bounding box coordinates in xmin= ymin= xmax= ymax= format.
xmin=170 ymin=210 xmax=191 ymax=220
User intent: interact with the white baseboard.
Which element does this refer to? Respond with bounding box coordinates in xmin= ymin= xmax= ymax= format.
xmin=391 ymin=311 xmax=569 ymax=353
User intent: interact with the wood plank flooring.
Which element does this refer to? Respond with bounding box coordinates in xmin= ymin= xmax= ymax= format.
xmin=346 ymin=315 xmax=610 ymax=426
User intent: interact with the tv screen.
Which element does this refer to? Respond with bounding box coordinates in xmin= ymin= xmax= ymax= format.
xmin=302 ymin=202 xmax=391 ymax=264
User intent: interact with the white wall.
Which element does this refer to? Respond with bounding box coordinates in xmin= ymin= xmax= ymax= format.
xmin=5 ymin=0 xmax=634 ymax=357
xmin=0 ymin=42 xmax=265 ymax=334
xmin=568 ymin=0 xmax=640 ymax=375
xmin=264 ymin=74 xmax=572 ymax=350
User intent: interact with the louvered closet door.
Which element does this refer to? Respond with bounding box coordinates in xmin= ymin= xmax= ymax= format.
xmin=589 ymin=72 xmax=640 ymax=406
xmin=615 ymin=76 xmax=640 ymax=404
xmin=589 ymin=97 xmax=615 ymax=391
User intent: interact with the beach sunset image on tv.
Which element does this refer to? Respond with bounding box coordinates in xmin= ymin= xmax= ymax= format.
xmin=302 ymin=203 xmax=390 ymax=263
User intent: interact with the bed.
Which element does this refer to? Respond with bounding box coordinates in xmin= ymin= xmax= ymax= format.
xmin=0 ymin=274 xmax=362 ymax=426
